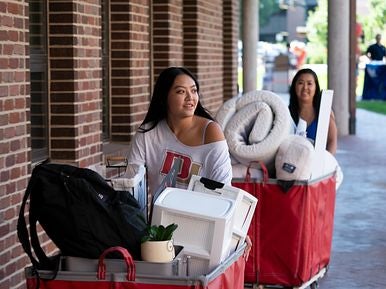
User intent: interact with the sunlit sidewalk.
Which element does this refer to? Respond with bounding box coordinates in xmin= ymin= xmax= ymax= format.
xmin=318 ymin=109 xmax=386 ymax=288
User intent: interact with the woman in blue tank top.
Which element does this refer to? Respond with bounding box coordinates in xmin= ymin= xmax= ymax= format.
xmin=288 ymin=68 xmax=337 ymax=154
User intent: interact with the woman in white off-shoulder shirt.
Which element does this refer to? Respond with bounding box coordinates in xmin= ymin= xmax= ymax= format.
xmin=127 ymin=67 xmax=232 ymax=196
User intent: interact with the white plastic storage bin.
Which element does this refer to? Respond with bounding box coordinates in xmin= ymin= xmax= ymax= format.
xmin=187 ymin=175 xmax=257 ymax=253
xmin=110 ymin=164 xmax=147 ymax=218
xmin=89 ymin=163 xmax=147 ymax=218
xmin=151 ymin=188 xmax=236 ymax=274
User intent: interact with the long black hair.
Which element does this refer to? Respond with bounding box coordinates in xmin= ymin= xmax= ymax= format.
xmin=138 ymin=67 xmax=214 ymax=132
xmin=288 ymin=68 xmax=321 ymax=124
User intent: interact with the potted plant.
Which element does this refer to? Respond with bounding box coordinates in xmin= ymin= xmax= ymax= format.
xmin=140 ymin=223 xmax=178 ymax=263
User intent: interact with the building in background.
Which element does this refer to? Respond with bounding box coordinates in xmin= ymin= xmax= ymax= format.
xmin=260 ymin=0 xmax=318 ymax=43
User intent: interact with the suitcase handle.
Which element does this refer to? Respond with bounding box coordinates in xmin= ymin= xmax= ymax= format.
xmin=97 ymin=246 xmax=136 ymax=281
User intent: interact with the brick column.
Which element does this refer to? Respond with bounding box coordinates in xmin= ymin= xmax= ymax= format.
xmin=223 ymin=0 xmax=239 ymax=101
xmin=0 ymin=2 xmax=32 ymax=288
xmin=110 ymin=1 xmax=151 ymax=140
xmin=152 ymin=0 xmax=184 ymax=78
xmin=183 ymin=0 xmax=224 ymax=114
xmin=49 ymin=1 xmax=103 ymax=167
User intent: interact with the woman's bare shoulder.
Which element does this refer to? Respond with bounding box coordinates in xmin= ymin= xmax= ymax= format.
xmin=203 ymin=120 xmax=225 ymax=143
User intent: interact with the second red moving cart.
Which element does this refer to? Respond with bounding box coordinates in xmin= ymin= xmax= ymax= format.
xmin=232 ymin=171 xmax=336 ymax=288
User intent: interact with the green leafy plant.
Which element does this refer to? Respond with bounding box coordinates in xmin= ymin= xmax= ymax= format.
xmin=141 ymin=223 xmax=178 ymax=243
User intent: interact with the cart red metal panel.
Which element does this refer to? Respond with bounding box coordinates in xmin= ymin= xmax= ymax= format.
xmin=25 ymin=244 xmax=247 ymax=289
xmin=231 ymin=179 xmax=262 ymax=284
xmin=232 ymin=172 xmax=336 ymax=287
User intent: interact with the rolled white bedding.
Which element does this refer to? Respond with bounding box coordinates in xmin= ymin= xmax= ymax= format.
xmin=216 ymin=90 xmax=292 ymax=169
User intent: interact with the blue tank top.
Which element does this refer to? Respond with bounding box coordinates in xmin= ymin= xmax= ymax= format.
xmin=306 ymin=119 xmax=317 ymax=143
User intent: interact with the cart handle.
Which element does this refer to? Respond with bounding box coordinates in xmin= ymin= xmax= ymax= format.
xmin=245 ymin=161 xmax=269 ymax=184
xmin=97 ymin=246 xmax=135 ymax=281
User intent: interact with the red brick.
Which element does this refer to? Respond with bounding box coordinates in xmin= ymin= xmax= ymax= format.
xmin=1 ymin=2 xmax=239 ymax=289
xmin=0 ymin=223 xmax=9 ymax=237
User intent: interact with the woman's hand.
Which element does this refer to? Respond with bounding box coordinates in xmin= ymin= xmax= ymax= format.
xmin=243 ymin=235 xmax=252 ymax=261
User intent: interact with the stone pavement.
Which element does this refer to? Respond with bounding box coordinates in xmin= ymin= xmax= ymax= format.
xmin=317 ymin=108 xmax=386 ymax=288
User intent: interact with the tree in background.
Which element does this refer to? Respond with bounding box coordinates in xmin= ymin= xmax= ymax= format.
xmin=305 ymin=0 xmax=386 ymax=63
xmin=305 ymin=0 xmax=327 ymax=64
xmin=358 ymin=0 xmax=386 ymax=53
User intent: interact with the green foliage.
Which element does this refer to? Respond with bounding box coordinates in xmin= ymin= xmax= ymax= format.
xmin=141 ymin=223 xmax=178 ymax=243
xmin=359 ymin=0 xmax=386 ymax=49
xmin=356 ymin=101 xmax=386 ymax=115
xmin=306 ymin=0 xmax=328 ymax=47
xmin=305 ymin=43 xmax=327 ymax=64
xmin=304 ymin=0 xmax=386 ymax=64
xmin=305 ymin=0 xmax=327 ymax=64
xmin=368 ymin=0 xmax=386 ymax=32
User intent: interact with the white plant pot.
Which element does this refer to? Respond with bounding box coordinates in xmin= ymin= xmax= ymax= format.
xmin=141 ymin=240 xmax=175 ymax=263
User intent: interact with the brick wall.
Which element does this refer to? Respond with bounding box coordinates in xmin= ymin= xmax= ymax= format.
xmin=110 ymin=1 xmax=151 ymax=141
xmin=183 ymin=0 xmax=225 ymax=115
xmin=153 ymin=0 xmax=184 ymax=78
xmin=0 ymin=1 xmax=240 ymax=288
xmin=0 ymin=1 xmax=32 ymax=289
xmin=223 ymin=0 xmax=239 ymax=101
xmin=49 ymin=1 xmax=103 ymax=167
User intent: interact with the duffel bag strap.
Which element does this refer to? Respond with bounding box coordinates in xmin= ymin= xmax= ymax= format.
xmin=17 ymin=172 xmax=40 ymax=268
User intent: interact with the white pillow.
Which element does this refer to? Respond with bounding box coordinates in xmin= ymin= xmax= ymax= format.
xmin=275 ymin=135 xmax=315 ymax=181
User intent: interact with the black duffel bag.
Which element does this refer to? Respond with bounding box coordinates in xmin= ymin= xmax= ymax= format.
xmin=17 ymin=162 xmax=147 ymax=270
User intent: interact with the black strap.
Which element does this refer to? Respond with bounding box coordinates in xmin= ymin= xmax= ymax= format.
xmin=29 ymin=209 xmax=53 ymax=269
xmin=17 ymin=164 xmax=59 ymax=270
xmin=17 ymin=169 xmax=40 ymax=268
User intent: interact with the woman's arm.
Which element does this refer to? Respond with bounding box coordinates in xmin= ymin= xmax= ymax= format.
xmin=327 ymin=111 xmax=338 ymax=155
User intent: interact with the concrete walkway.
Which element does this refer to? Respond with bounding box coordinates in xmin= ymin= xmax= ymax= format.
xmin=318 ymin=109 xmax=386 ymax=288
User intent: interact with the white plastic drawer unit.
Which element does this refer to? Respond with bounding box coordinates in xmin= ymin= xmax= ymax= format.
xmin=187 ymin=175 xmax=257 ymax=243
xmin=151 ymin=187 xmax=236 ymax=272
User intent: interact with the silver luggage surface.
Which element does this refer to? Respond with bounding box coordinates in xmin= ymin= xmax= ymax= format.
xmin=25 ymin=243 xmax=246 ymax=288
xmin=61 ymin=245 xmax=188 ymax=277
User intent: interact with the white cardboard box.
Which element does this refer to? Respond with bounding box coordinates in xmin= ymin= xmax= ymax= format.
xmin=311 ymin=89 xmax=334 ymax=180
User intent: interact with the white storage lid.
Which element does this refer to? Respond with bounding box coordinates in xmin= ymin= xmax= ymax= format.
xmin=156 ymin=188 xmax=233 ymax=217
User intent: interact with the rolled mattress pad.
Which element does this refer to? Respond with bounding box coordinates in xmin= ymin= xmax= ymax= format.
xmin=216 ymin=90 xmax=292 ymax=167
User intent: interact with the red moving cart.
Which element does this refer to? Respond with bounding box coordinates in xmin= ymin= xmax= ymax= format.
xmin=25 ymin=244 xmax=247 ymax=289
xmin=232 ymin=168 xmax=336 ymax=289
